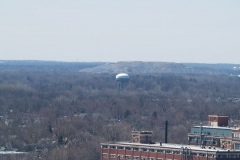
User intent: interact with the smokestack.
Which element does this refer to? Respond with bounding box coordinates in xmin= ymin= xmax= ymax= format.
xmin=165 ymin=121 xmax=168 ymax=143
xmin=200 ymin=122 xmax=203 ymax=147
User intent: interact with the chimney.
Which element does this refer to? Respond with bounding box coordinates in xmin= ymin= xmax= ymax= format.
xmin=165 ymin=121 xmax=168 ymax=143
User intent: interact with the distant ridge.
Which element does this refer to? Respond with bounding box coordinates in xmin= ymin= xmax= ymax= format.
xmin=79 ymin=61 xmax=190 ymax=74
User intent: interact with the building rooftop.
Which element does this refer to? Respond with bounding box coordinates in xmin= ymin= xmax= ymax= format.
xmin=193 ymin=126 xmax=232 ymax=130
xmin=101 ymin=141 xmax=239 ymax=153
xmin=208 ymin=115 xmax=228 ymax=117
xmin=193 ymin=125 xmax=240 ymax=131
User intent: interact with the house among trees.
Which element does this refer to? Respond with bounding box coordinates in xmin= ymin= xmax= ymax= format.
xmin=73 ymin=113 xmax=105 ymax=121
xmin=74 ymin=113 xmax=89 ymax=120
xmin=92 ymin=113 xmax=105 ymax=121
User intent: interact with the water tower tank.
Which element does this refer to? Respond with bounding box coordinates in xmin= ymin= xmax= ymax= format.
xmin=116 ymin=73 xmax=130 ymax=90
xmin=116 ymin=73 xmax=130 ymax=81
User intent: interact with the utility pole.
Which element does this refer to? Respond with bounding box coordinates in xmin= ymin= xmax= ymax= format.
xmin=200 ymin=122 xmax=203 ymax=147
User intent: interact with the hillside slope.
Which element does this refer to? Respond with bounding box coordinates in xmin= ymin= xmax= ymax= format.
xmin=79 ymin=61 xmax=191 ymax=74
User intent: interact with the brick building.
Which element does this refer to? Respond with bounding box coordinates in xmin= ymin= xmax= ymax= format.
xmin=188 ymin=115 xmax=240 ymax=150
xmin=208 ymin=115 xmax=228 ymax=127
xmin=101 ymin=131 xmax=240 ymax=160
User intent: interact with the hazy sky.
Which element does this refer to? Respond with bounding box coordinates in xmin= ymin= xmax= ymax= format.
xmin=1 ymin=0 xmax=240 ymax=63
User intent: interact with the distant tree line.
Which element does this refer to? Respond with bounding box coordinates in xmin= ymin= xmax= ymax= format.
xmin=0 ymin=63 xmax=240 ymax=159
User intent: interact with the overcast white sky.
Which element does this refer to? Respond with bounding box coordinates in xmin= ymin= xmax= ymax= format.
xmin=0 ymin=0 xmax=240 ymax=63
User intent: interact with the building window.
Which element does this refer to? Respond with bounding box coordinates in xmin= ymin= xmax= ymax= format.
xmin=199 ymin=153 xmax=206 ymax=157
xmin=189 ymin=137 xmax=196 ymax=143
xmin=234 ymin=143 xmax=240 ymax=149
xmin=190 ymin=152 xmax=197 ymax=156
xmin=208 ymin=154 xmax=215 ymax=158
xmin=173 ymin=151 xmax=180 ymax=154
xmin=125 ymin=147 xmax=132 ymax=150
xmin=102 ymin=153 xmax=108 ymax=158
xmin=133 ymin=156 xmax=139 ymax=160
xmin=157 ymin=149 xmax=164 ymax=153
xmin=213 ymin=139 xmax=218 ymax=145
xmin=230 ymin=154 xmax=239 ymax=158
xmin=141 ymin=148 xmax=147 ymax=152
xmin=134 ymin=147 xmax=139 ymax=151
xmin=102 ymin=145 xmax=108 ymax=148
xmin=118 ymin=154 xmax=124 ymax=159
xmin=234 ymin=133 xmax=240 ymax=139
xmin=149 ymin=149 xmax=154 ymax=152
xmin=141 ymin=157 xmax=147 ymax=160
xmin=165 ymin=150 xmax=172 ymax=154
xmin=117 ymin=146 xmax=124 ymax=150
xmin=110 ymin=154 xmax=116 ymax=158
xmin=125 ymin=155 xmax=131 ymax=160
xmin=218 ymin=155 xmax=227 ymax=158
xmin=149 ymin=158 xmax=155 ymax=160
xmin=205 ymin=138 xmax=212 ymax=144
xmin=110 ymin=146 xmax=116 ymax=149
xmin=157 ymin=159 xmax=163 ymax=160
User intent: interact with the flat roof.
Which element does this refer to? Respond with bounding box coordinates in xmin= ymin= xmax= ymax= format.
xmin=192 ymin=125 xmax=240 ymax=131
xmin=132 ymin=131 xmax=152 ymax=134
xmin=101 ymin=141 xmax=240 ymax=153
xmin=193 ymin=126 xmax=232 ymax=130
xmin=208 ymin=115 xmax=228 ymax=117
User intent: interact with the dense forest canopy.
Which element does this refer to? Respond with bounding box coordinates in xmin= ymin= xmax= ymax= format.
xmin=0 ymin=61 xmax=240 ymax=159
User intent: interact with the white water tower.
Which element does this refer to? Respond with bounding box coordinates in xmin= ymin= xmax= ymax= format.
xmin=116 ymin=73 xmax=130 ymax=90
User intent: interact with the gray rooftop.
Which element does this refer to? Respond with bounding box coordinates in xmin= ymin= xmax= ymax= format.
xmin=101 ymin=141 xmax=240 ymax=153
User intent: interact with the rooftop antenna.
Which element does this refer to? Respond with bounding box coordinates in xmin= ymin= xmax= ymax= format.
xmin=200 ymin=111 xmax=203 ymax=122
xmin=200 ymin=112 xmax=204 ymax=147
xmin=117 ymin=107 xmax=120 ymax=122
xmin=200 ymin=122 xmax=203 ymax=147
